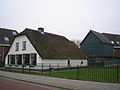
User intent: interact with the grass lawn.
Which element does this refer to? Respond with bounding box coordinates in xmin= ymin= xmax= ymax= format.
xmin=1 ymin=66 xmax=120 ymax=83
xmin=40 ymin=67 xmax=120 ymax=83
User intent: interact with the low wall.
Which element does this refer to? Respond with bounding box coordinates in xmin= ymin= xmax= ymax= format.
xmin=5 ymin=59 xmax=88 ymax=70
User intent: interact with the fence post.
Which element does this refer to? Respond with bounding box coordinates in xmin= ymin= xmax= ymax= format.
xmin=49 ymin=64 xmax=51 ymax=76
xmin=22 ymin=64 xmax=24 ymax=73
xmin=29 ymin=64 xmax=31 ymax=73
xmin=9 ymin=64 xmax=11 ymax=72
xmin=117 ymin=65 xmax=119 ymax=83
xmin=57 ymin=63 xmax=59 ymax=69
xmin=77 ymin=65 xmax=79 ymax=80
xmin=42 ymin=63 xmax=43 ymax=72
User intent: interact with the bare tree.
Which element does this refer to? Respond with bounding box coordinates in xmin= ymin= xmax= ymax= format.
xmin=72 ymin=39 xmax=82 ymax=48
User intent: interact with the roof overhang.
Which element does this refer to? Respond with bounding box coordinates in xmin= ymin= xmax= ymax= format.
xmin=0 ymin=44 xmax=10 ymax=46
xmin=113 ymin=46 xmax=120 ymax=49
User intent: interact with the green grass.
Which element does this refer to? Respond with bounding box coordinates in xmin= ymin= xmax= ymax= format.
xmin=0 ymin=66 xmax=120 ymax=83
xmin=40 ymin=67 xmax=120 ymax=83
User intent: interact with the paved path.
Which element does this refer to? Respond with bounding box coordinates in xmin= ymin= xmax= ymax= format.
xmin=0 ymin=71 xmax=120 ymax=90
xmin=0 ymin=77 xmax=51 ymax=90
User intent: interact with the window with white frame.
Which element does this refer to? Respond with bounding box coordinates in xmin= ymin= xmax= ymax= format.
xmin=23 ymin=54 xmax=29 ymax=65
xmin=9 ymin=55 xmax=15 ymax=64
xmin=15 ymin=42 xmax=19 ymax=51
xmin=16 ymin=54 xmax=22 ymax=65
xmin=22 ymin=41 xmax=26 ymax=50
xmin=30 ymin=53 xmax=36 ymax=65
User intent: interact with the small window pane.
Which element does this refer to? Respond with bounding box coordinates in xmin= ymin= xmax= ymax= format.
xmin=12 ymin=31 xmax=17 ymax=35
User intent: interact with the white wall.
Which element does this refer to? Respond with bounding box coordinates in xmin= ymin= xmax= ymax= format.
xmin=42 ymin=59 xmax=87 ymax=66
xmin=13 ymin=59 xmax=87 ymax=70
xmin=5 ymin=35 xmax=42 ymax=65
xmin=37 ymin=59 xmax=88 ymax=69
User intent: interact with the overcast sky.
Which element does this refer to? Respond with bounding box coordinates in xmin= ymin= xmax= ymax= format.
xmin=0 ymin=0 xmax=120 ymax=40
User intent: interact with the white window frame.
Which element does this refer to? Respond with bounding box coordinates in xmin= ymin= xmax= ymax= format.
xmin=22 ymin=41 xmax=26 ymax=50
xmin=15 ymin=42 xmax=19 ymax=51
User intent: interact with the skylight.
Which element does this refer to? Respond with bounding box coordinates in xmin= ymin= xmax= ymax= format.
xmin=4 ymin=37 xmax=9 ymax=41
xmin=111 ymin=41 xmax=114 ymax=44
xmin=117 ymin=41 xmax=120 ymax=44
xmin=12 ymin=31 xmax=17 ymax=35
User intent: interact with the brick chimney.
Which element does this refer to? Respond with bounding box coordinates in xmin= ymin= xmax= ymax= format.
xmin=38 ymin=27 xmax=44 ymax=32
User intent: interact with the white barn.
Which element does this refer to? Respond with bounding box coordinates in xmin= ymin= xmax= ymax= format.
xmin=5 ymin=28 xmax=87 ymax=69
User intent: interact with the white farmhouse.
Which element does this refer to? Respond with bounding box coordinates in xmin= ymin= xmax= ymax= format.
xmin=5 ymin=28 xmax=87 ymax=69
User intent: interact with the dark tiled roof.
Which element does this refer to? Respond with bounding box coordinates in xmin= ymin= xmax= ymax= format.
xmin=91 ymin=30 xmax=111 ymax=44
xmin=91 ymin=30 xmax=120 ymax=46
xmin=0 ymin=28 xmax=18 ymax=45
xmin=17 ymin=28 xmax=87 ymax=59
xmin=102 ymin=33 xmax=120 ymax=46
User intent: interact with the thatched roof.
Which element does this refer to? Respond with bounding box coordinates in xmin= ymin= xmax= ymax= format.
xmin=17 ymin=28 xmax=87 ymax=59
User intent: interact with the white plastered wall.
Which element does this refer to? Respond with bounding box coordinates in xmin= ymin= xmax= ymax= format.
xmin=42 ymin=59 xmax=88 ymax=66
xmin=5 ymin=35 xmax=42 ymax=66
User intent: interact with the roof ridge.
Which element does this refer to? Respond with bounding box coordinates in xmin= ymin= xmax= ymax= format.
xmin=0 ymin=27 xmax=17 ymax=32
xmin=16 ymin=28 xmax=87 ymax=59
xmin=24 ymin=28 xmax=67 ymax=40
xmin=90 ymin=30 xmax=111 ymax=44
xmin=102 ymin=32 xmax=120 ymax=36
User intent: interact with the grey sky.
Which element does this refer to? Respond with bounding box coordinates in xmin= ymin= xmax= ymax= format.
xmin=0 ymin=0 xmax=120 ymax=40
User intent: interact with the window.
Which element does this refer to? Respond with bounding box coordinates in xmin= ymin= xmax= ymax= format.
xmin=67 ymin=60 xmax=70 ymax=66
xmin=9 ymin=55 xmax=15 ymax=64
xmin=16 ymin=54 xmax=22 ymax=65
xmin=4 ymin=37 xmax=9 ymax=41
xmin=117 ymin=41 xmax=120 ymax=44
xmin=12 ymin=31 xmax=17 ymax=35
xmin=111 ymin=41 xmax=114 ymax=44
xmin=81 ymin=61 xmax=83 ymax=64
xmin=15 ymin=42 xmax=19 ymax=51
xmin=22 ymin=41 xmax=26 ymax=50
xmin=23 ymin=54 xmax=30 ymax=65
xmin=96 ymin=59 xmax=101 ymax=62
xmin=30 ymin=53 xmax=36 ymax=65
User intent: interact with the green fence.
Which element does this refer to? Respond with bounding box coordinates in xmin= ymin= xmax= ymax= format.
xmin=1 ymin=65 xmax=120 ymax=83
xmin=42 ymin=65 xmax=120 ymax=83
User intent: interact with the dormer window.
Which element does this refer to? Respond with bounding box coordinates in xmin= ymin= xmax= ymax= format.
xmin=4 ymin=37 xmax=9 ymax=41
xmin=22 ymin=41 xmax=26 ymax=50
xmin=12 ymin=31 xmax=17 ymax=35
xmin=111 ymin=41 xmax=114 ymax=44
xmin=117 ymin=41 xmax=120 ymax=44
